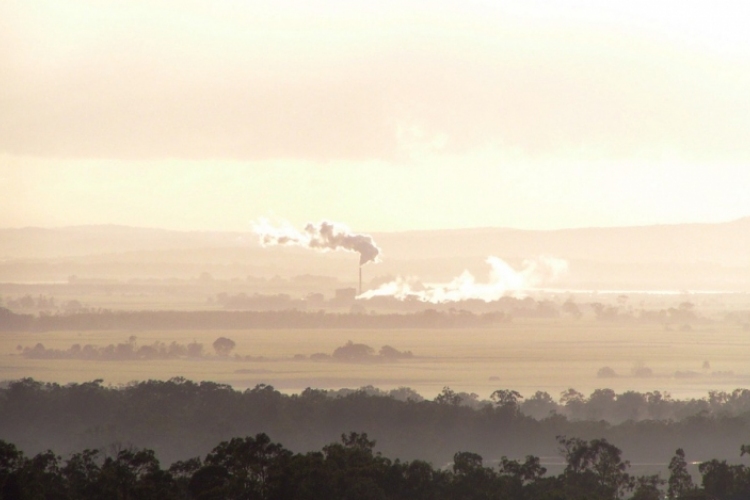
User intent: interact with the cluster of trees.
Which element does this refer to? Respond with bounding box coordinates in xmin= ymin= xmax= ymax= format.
xmin=589 ymin=301 xmax=700 ymax=325
xmin=2 ymin=432 xmax=750 ymax=499
xmin=0 ymin=294 xmax=88 ymax=314
xmin=16 ymin=338 xmax=416 ymax=364
xmin=17 ymin=337 xmax=243 ymax=361
xmin=514 ymin=387 xmax=750 ymax=422
xmin=410 ymin=386 xmax=750 ymax=423
xmin=303 ymin=341 xmax=413 ymax=363
xmin=19 ymin=337 xmax=206 ymax=361
xmin=2 ymin=294 xmax=56 ymax=310
xmin=3 ymin=378 xmax=750 ymax=472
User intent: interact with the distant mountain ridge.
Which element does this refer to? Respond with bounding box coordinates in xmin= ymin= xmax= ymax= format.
xmin=0 ymin=225 xmax=254 ymax=260
xmin=2 ymin=219 xmax=749 ymax=266
xmin=1 ymin=220 xmax=749 ymax=290
xmin=373 ymin=217 xmax=750 ymax=266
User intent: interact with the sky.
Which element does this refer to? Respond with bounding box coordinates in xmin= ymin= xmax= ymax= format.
xmin=2 ymin=0 xmax=750 ymax=232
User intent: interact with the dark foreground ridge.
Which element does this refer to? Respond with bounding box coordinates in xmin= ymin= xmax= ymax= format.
xmin=3 ymin=378 xmax=750 ymax=481
xmin=1 ymin=431 xmax=749 ymax=499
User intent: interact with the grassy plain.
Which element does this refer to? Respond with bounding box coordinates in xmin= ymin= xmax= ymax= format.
xmin=2 ymin=319 xmax=749 ymax=400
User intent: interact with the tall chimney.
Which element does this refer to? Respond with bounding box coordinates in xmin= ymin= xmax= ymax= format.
xmin=359 ymin=266 xmax=362 ymax=296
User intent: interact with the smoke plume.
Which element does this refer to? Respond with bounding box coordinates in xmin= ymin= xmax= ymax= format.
xmin=360 ymin=256 xmax=568 ymax=302
xmin=253 ymin=219 xmax=381 ymax=266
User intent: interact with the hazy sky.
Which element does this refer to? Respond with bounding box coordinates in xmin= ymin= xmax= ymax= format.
xmin=2 ymin=1 xmax=750 ymax=231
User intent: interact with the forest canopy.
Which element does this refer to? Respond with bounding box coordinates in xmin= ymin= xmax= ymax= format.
xmin=2 ymin=377 xmax=750 ymax=479
xmin=1 ymin=430 xmax=749 ymax=499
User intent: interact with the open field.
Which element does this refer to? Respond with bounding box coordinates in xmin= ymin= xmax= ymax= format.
xmin=3 ymin=319 xmax=750 ymax=400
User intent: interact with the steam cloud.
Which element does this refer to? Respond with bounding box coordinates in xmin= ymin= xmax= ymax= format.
xmin=253 ymin=219 xmax=381 ymax=266
xmin=360 ymin=256 xmax=568 ymax=303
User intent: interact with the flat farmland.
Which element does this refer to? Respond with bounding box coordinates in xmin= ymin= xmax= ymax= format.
xmin=2 ymin=320 xmax=749 ymax=400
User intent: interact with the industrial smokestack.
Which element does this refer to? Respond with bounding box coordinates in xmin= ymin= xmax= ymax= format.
xmin=359 ymin=266 xmax=362 ymax=296
xmin=253 ymin=219 xmax=381 ymax=266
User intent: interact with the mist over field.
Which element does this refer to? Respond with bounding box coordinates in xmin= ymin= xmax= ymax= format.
xmin=2 ymin=221 xmax=750 ymax=388
xmin=2 ymin=221 xmax=750 ymax=402
xmin=3 ymin=181 xmax=750 ymax=498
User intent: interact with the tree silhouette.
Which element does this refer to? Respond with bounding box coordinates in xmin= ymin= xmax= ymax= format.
xmin=212 ymin=337 xmax=236 ymax=357
xmin=667 ymin=448 xmax=694 ymax=499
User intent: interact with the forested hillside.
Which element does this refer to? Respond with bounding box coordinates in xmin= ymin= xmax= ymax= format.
xmin=2 ymin=378 xmax=750 ymax=475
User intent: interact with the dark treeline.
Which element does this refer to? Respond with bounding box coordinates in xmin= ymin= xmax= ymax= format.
xmin=17 ymin=338 xmax=414 ymax=364
xmin=7 ymin=292 xmax=747 ymax=326
xmin=2 ymin=378 xmax=750 ymax=476
xmin=0 ymin=307 xmax=509 ymax=331
xmin=3 ymin=296 xmax=748 ymax=332
xmin=19 ymin=337 xmax=208 ymax=361
xmin=516 ymin=387 xmax=750 ymax=422
xmin=2 ymin=431 xmax=750 ymax=499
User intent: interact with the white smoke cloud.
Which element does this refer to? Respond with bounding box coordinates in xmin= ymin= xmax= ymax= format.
xmin=360 ymin=256 xmax=568 ymax=303
xmin=253 ymin=219 xmax=381 ymax=266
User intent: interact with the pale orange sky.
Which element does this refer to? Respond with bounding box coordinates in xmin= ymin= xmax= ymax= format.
xmin=2 ymin=1 xmax=749 ymax=231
